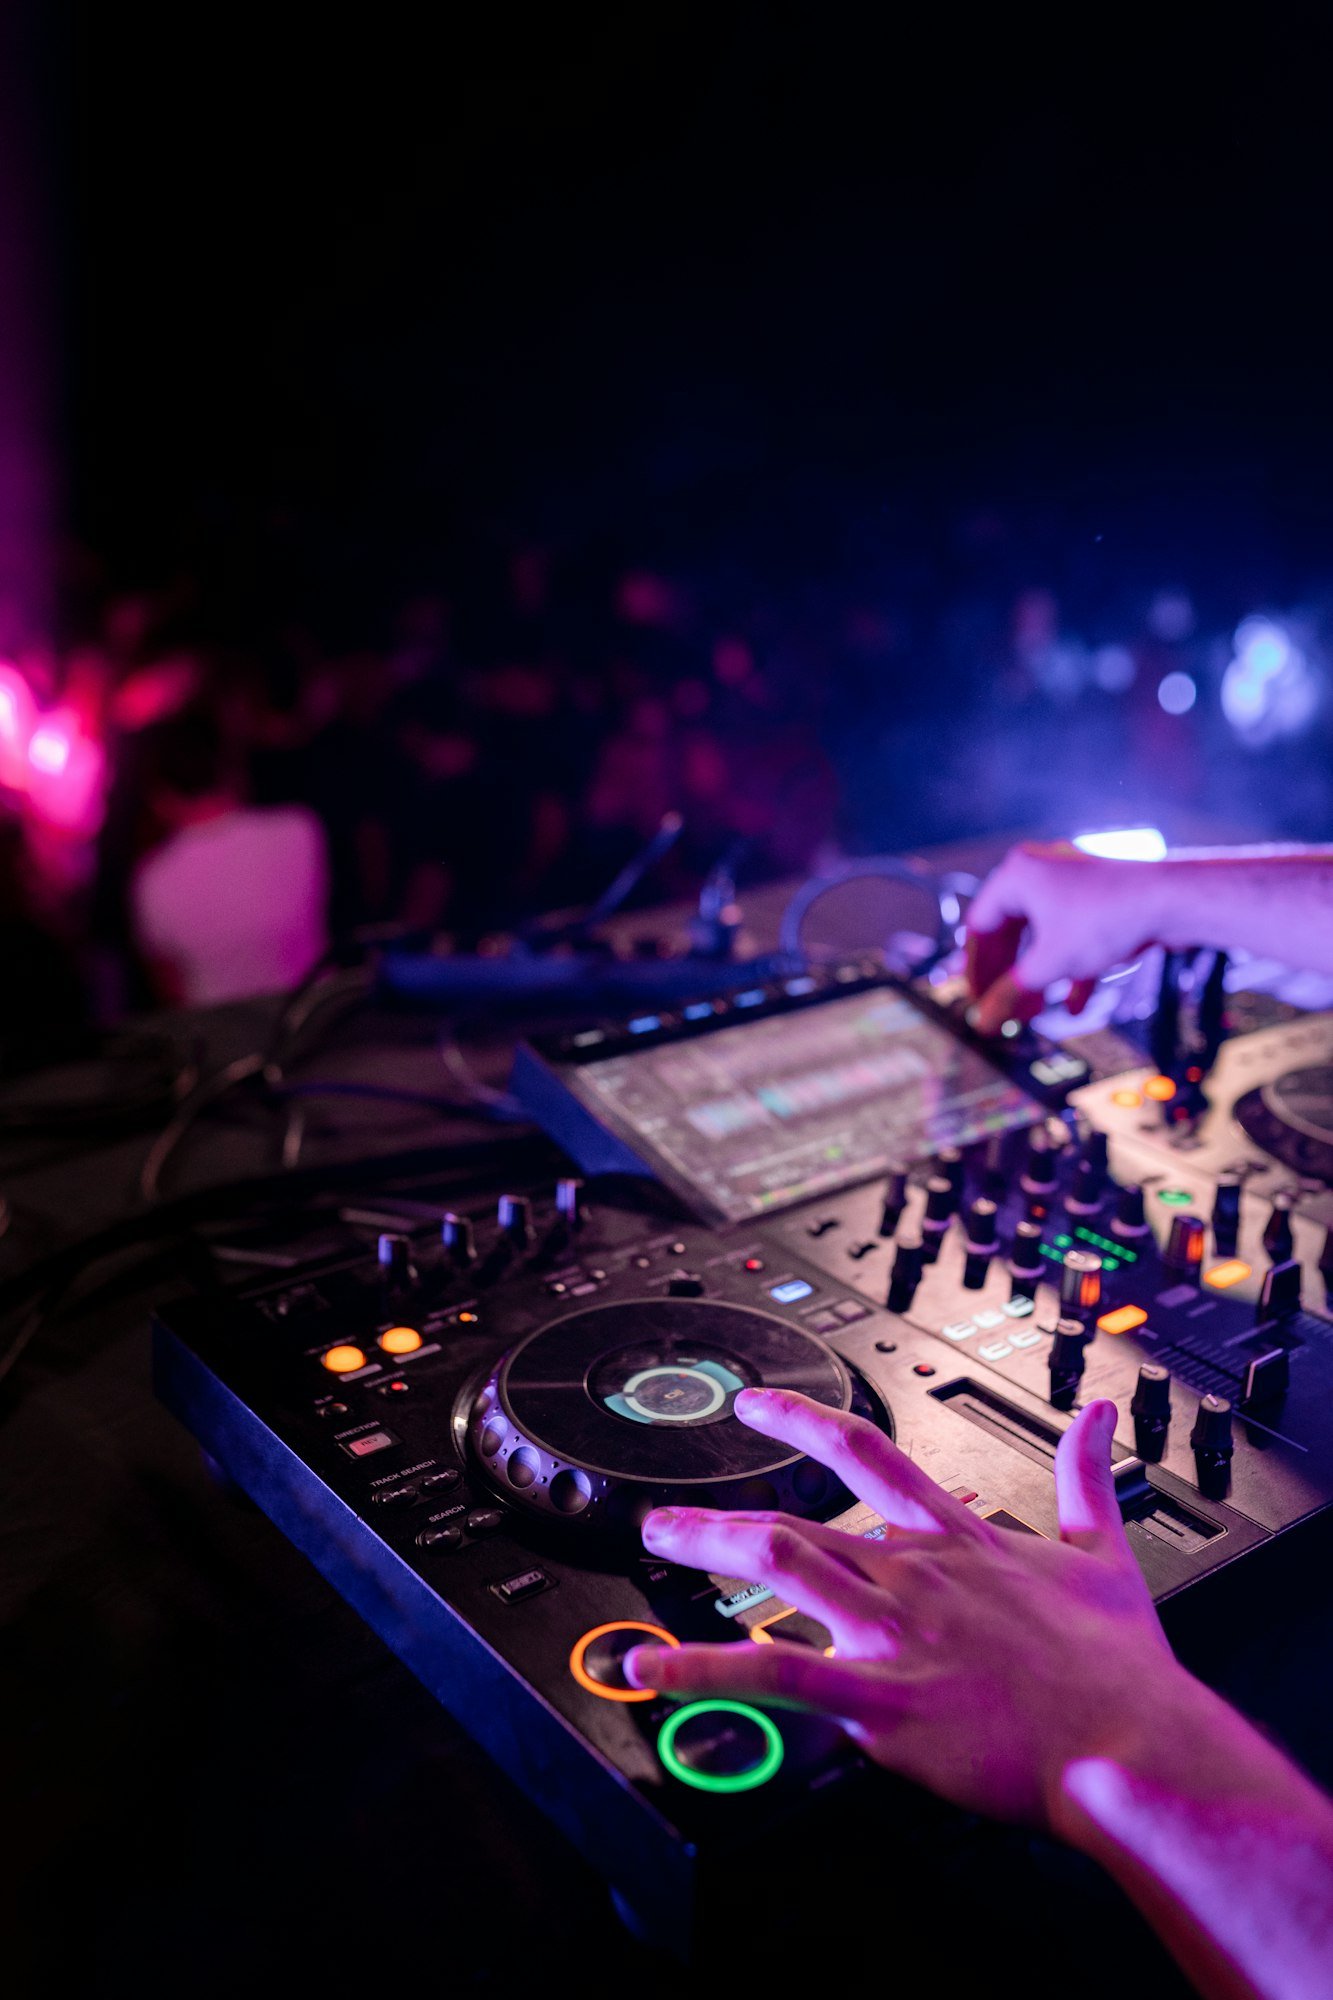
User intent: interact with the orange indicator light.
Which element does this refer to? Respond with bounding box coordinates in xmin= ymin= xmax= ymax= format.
xmin=1111 ymin=1088 xmax=1142 ymax=1108
xmin=1144 ymin=1075 xmax=1177 ymax=1102
xmin=1097 ymin=1304 xmax=1149 ymax=1336
xmin=569 ymin=1621 xmax=680 ymax=1701
xmin=457 ymin=1310 xmax=479 ymax=1324
xmin=1204 ymin=1260 xmax=1252 ymax=1290
xmin=321 ymin=1344 xmax=367 ymax=1374
xmin=379 ymin=1325 xmax=423 ymax=1355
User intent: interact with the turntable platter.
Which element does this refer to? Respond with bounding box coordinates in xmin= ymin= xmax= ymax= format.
xmin=469 ymin=1297 xmax=862 ymax=1528
xmin=1236 ymin=1064 xmax=1333 ymax=1182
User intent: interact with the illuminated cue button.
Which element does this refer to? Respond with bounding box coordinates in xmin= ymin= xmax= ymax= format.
xmin=321 ymin=1344 xmax=367 ymax=1374
xmin=1144 ymin=1075 xmax=1177 ymax=1102
xmin=658 ymin=1701 xmax=785 ymax=1794
xmin=568 ymin=1621 xmax=680 ymax=1702
xmin=378 ymin=1325 xmax=423 ymax=1355
xmin=1111 ymin=1088 xmax=1143 ymax=1108
xmin=1097 ymin=1303 xmax=1149 ymax=1336
xmin=1204 ymin=1259 xmax=1252 ymax=1290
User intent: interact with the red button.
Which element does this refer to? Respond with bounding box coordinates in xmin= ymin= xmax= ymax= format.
xmin=913 ymin=1363 xmax=936 ymax=1377
xmin=744 ymin=1257 xmax=764 ymax=1272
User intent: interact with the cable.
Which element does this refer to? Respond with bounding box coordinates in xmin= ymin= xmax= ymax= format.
xmin=139 ymin=1053 xmax=268 ymax=1203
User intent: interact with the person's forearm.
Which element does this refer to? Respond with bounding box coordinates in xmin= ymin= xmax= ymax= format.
xmin=1051 ymin=1672 xmax=1333 ymax=2000
xmin=1146 ymin=851 xmax=1333 ymax=978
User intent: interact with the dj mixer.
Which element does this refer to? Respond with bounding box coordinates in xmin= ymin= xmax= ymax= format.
xmin=152 ymin=960 xmax=1333 ymax=1956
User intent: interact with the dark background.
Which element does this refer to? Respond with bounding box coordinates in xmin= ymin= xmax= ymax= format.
xmin=64 ymin=6 xmax=1333 ymax=602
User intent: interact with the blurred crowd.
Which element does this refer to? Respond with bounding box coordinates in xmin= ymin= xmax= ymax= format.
xmin=0 ymin=545 xmax=839 ymax=1046
xmin=2 ymin=510 xmax=1331 ymax=1057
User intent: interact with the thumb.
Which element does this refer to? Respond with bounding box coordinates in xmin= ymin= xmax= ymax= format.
xmin=1054 ymin=1400 xmax=1127 ymax=1558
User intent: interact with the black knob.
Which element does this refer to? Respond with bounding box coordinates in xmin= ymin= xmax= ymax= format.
xmin=878 ymin=1169 xmax=909 ymax=1239
xmin=981 ymin=1135 xmax=1007 ymax=1200
xmin=964 ymin=1198 xmax=999 ymax=1250
xmin=1263 ymin=1193 xmax=1295 ymax=1265
xmin=934 ymin=1147 xmax=966 ymax=1199
xmin=441 ymin=1212 xmax=476 ymax=1267
xmin=1022 ymin=1132 xmax=1058 ymax=1193
xmin=1048 ymin=1317 xmax=1089 ymax=1409
xmin=377 ymin=1232 xmax=415 ymax=1289
xmin=497 ymin=1194 xmax=534 ymax=1251
xmin=1010 ymin=1218 xmax=1044 ymax=1273
xmin=1065 ymin=1156 xmax=1105 ymax=1213
xmin=1112 ymin=1184 xmax=1149 ymax=1237
xmin=887 ymin=1238 xmax=925 ymax=1313
xmin=1164 ymin=1213 xmax=1206 ymax=1273
xmin=1082 ymin=1130 xmax=1110 ymax=1177
xmin=1190 ymin=1393 xmax=1234 ymax=1490
xmin=923 ymin=1175 xmax=956 ymax=1225
xmin=555 ymin=1179 xmax=586 ymax=1232
xmin=668 ymin=1272 xmax=705 ymax=1297
xmin=1130 ymin=1363 xmax=1171 ymax=1461
xmin=1059 ymin=1249 xmax=1103 ymax=1318
xmin=1211 ymin=1174 xmax=1242 ymax=1255
xmin=1257 ymin=1258 xmax=1301 ymax=1321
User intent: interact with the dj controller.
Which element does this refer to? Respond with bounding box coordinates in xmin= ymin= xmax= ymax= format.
xmin=151 ymin=960 xmax=1333 ymax=1956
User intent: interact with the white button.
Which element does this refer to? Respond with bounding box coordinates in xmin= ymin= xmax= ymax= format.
xmin=942 ymin=1321 xmax=975 ymax=1341
xmin=978 ymin=1339 xmax=1014 ymax=1360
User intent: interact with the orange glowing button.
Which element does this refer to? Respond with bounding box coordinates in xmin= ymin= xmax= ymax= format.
xmin=321 ymin=1343 xmax=367 ymax=1374
xmin=457 ymin=1310 xmax=479 ymax=1325
xmin=1204 ymin=1259 xmax=1252 ymax=1291
xmin=378 ymin=1325 xmax=423 ymax=1355
xmin=1097 ymin=1304 xmax=1149 ymax=1336
xmin=1111 ymin=1088 xmax=1142 ymax=1108
xmin=1144 ymin=1075 xmax=1177 ymax=1102
xmin=569 ymin=1621 xmax=680 ymax=1701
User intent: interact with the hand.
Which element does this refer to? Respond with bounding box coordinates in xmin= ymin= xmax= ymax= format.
xmin=965 ymin=840 xmax=1158 ymax=1035
xmin=627 ymin=1388 xmax=1192 ymax=1831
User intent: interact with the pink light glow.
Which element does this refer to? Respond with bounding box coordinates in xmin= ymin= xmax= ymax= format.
xmin=28 ymin=720 xmax=70 ymax=774
xmin=24 ymin=706 xmax=106 ymax=835
xmin=0 ymin=662 xmax=36 ymax=789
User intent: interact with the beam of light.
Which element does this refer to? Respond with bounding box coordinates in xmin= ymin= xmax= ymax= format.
xmin=0 ymin=661 xmax=36 ymax=789
xmin=24 ymin=707 xmax=106 ymax=835
xmin=1073 ymin=827 xmax=1167 ymax=861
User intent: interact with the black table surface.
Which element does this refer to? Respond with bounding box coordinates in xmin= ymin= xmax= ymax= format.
xmin=4 ymin=835 xmax=1328 ymax=1999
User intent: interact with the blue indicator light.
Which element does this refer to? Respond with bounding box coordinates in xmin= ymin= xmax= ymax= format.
xmin=734 ymin=989 xmax=766 ymax=1007
xmin=769 ymin=1278 xmax=814 ymax=1304
xmin=784 ymin=976 xmax=817 ymax=996
xmin=683 ymin=1002 xmax=714 ymax=1021
xmin=627 ymin=1015 xmax=662 ymax=1035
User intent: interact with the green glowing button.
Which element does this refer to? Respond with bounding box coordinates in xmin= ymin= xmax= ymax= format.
xmin=1157 ymin=1189 xmax=1193 ymax=1207
xmin=657 ymin=1700 xmax=785 ymax=1794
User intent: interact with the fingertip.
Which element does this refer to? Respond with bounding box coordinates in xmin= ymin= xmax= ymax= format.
xmin=624 ymin=1646 xmax=665 ymax=1689
xmin=734 ymin=1386 xmax=787 ymax=1425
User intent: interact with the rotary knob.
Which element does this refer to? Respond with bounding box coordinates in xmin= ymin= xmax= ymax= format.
xmin=1164 ymin=1213 xmax=1206 ymax=1273
xmin=921 ymin=1175 xmax=956 ymax=1263
xmin=441 ymin=1212 xmax=476 ymax=1267
xmin=497 ymin=1194 xmax=535 ymax=1251
xmin=1059 ymin=1249 xmax=1103 ymax=1318
xmin=1130 ymin=1363 xmax=1171 ymax=1462
xmin=1065 ymin=1132 xmax=1109 ymax=1213
xmin=961 ymin=1197 xmax=1000 ymax=1291
xmin=886 ymin=1237 xmax=925 ymax=1314
xmin=1263 ymin=1193 xmax=1295 ymax=1266
xmin=1112 ymin=1184 xmax=1149 ymax=1237
xmin=1021 ymin=1132 xmax=1058 ymax=1195
xmin=376 ymin=1232 xmax=416 ymax=1291
xmin=1008 ymin=1218 xmax=1044 ymax=1300
xmin=1048 ymin=1318 xmax=1090 ymax=1410
xmin=878 ymin=1170 xmax=909 ymax=1239
xmin=934 ymin=1147 xmax=966 ymax=1199
xmin=1190 ymin=1393 xmax=1234 ymax=1495
xmin=1211 ymin=1174 xmax=1242 ymax=1256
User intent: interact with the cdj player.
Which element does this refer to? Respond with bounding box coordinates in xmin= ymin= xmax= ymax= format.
xmin=152 ymin=958 xmax=1333 ymax=1956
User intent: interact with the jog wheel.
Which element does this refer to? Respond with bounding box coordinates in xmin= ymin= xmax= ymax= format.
xmin=467 ymin=1296 xmax=870 ymax=1533
xmin=1235 ymin=1065 xmax=1333 ymax=1183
